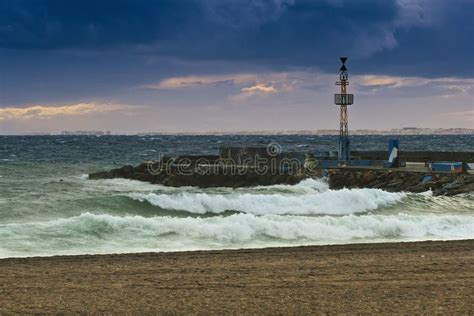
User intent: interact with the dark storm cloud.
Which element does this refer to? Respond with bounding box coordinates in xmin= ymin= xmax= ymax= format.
xmin=0 ymin=0 xmax=203 ymax=49
xmin=0 ymin=0 xmax=398 ymax=54
xmin=0 ymin=0 xmax=472 ymax=76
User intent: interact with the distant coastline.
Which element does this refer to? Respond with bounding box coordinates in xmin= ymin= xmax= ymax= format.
xmin=2 ymin=128 xmax=474 ymax=136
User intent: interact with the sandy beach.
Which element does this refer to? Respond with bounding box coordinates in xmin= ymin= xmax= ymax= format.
xmin=0 ymin=240 xmax=473 ymax=314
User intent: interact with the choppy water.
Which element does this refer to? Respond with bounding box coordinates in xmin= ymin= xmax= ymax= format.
xmin=0 ymin=135 xmax=473 ymax=258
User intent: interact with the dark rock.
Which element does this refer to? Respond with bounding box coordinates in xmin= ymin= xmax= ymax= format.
xmin=327 ymin=168 xmax=473 ymax=196
xmin=89 ymin=160 xmax=473 ymax=196
xmin=89 ymin=171 xmax=113 ymax=180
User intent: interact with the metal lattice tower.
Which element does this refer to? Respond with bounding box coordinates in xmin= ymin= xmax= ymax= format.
xmin=334 ymin=57 xmax=354 ymax=161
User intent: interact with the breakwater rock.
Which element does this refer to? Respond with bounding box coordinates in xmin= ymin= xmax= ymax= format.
xmin=89 ymin=163 xmax=473 ymax=196
xmin=328 ymin=169 xmax=474 ymax=196
xmin=89 ymin=162 xmax=306 ymax=188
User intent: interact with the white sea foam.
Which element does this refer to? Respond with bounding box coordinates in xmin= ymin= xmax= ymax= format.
xmin=87 ymin=177 xmax=166 ymax=193
xmin=249 ymin=178 xmax=330 ymax=194
xmin=1 ymin=212 xmax=473 ymax=258
xmin=78 ymin=174 xmax=89 ymax=180
xmin=419 ymin=189 xmax=433 ymax=196
xmin=128 ymin=180 xmax=406 ymax=215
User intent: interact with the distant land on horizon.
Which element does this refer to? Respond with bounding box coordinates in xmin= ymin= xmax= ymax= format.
xmin=4 ymin=128 xmax=474 ymax=136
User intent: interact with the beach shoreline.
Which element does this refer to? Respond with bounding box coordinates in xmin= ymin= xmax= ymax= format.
xmin=1 ymin=239 xmax=473 ymax=313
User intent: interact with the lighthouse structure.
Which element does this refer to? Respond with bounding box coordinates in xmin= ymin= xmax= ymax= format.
xmin=334 ymin=57 xmax=354 ymax=161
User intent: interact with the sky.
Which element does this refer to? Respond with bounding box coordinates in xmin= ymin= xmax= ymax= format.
xmin=0 ymin=0 xmax=473 ymax=134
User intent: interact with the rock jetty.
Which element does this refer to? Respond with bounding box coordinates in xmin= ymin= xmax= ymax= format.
xmin=328 ymin=169 xmax=474 ymax=196
xmin=89 ymin=162 xmax=306 ymax=188
xmin=89 ymin=160 xmax=473 ymax=196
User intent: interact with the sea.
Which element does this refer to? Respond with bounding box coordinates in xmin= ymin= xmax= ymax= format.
xmin=0 ymin=134 xmax=473 ymax=258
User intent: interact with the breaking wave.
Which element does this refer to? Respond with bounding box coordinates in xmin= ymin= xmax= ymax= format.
xmin=1 ymin=212 xmax=473 ymax=258
xmin=128 ymin=179 xmax=406 ymax=215
xmin=2 ymin=177 xmax=472 ymax=258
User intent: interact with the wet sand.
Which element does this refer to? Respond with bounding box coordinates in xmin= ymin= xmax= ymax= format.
xmin=1 ymin=240 xmax=473 ymax=314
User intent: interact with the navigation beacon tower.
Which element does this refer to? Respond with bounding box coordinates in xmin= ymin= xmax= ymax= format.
xmin=334 ymin=57 xmax=354 ymax=161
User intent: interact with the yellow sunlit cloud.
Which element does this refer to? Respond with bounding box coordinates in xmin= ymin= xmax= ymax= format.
xmin=241 ymin=83 xmax=277 ymax=94
xmin=0 ymin=103 xmax=124 ymax=121
xmin=144 ymin=74 xmax=258 ymax=89
xmin=357 ymin=75 xmax=474 ymax=90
